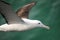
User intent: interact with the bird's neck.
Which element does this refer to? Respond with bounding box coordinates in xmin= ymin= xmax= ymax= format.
xmin=21 ymin=18 xmax=34 ymax=24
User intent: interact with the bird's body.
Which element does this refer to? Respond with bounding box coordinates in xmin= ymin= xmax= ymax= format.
xmin=0 ymin=18 xmax=49 ymax=31
xmin=0 ymin=23 xmax=31 ymax=31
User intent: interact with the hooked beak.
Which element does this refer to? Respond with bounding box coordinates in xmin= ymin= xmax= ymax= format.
xmin=43 ymin=25 xmax=50 ymax=30
xmin=40 ymin=24 xmax=50 ymax=30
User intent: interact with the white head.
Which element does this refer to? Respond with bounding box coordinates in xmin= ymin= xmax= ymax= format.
xmin=22 ymin=18 xmax=50 ymax=30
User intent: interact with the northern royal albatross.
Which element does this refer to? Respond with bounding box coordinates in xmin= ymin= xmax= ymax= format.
xmin=0 ymin=1 xmax=50 ymax=31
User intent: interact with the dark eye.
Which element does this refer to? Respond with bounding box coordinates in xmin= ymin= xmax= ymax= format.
xmin=38 ymin=23 xmax=40 ymax=24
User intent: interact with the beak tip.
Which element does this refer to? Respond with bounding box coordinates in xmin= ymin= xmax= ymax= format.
xmin=46 ymin=26 xmax=50 ymax=30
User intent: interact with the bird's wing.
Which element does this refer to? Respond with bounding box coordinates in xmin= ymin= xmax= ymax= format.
xmin=16 ymin=2 xmax=36 ymax=18
xmin=0 ymin=1 xmax=24 ymax=24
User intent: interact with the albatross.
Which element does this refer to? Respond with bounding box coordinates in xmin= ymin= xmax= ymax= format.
xmin=0 ymin=1 xmax=50 ymax=31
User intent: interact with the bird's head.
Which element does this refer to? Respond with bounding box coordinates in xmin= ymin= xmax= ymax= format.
xmin=29 ymin=20 xmax=50 ymax=30
xmin=22 ymin=18 xmax=50 ymax=30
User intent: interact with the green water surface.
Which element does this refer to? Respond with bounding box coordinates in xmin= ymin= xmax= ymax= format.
xmin=0 ymin=0 xmax=60 ymax=40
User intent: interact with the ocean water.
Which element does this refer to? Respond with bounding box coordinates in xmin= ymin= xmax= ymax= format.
xmin=0 ymin=0 xmax=60 ymax=40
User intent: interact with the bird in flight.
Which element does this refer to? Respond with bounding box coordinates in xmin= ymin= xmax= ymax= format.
xmin=0 ymin=1 xmax=50 ymax=31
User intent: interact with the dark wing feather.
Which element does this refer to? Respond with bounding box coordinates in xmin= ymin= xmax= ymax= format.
xmin=16 ymin=2 xmax=36 ymax=18
xmin=0 ymin=1 xmax=24 ymax=24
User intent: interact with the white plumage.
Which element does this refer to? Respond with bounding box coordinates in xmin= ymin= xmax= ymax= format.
xmin=0 ymin=1 xmax=50 ymax=31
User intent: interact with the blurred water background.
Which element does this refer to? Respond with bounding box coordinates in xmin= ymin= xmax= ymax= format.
xmin=0 ymin=0 xmax=60 ymax=40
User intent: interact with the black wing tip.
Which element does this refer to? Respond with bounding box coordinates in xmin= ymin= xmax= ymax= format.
xmin=0 ymin=0 xmax=10 ymax=5
xmin=0 ymin=12 xmax=8 ymax=24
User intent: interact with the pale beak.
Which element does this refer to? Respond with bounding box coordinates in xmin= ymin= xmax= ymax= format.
xmin=43 ymin=26 xmax=50 ymax=30
xmin=40 ymin=24 xmax=50 ymax=30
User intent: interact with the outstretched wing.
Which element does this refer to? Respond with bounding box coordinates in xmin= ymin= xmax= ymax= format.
xmin=0 ymin=1 xmax=24 ymax=24
xmin=16 ymin=2 xmax=36 ymax=18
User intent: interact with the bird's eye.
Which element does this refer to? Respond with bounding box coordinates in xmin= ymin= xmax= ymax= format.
xmin=38 ymin=23 xmax=40 ymax=24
